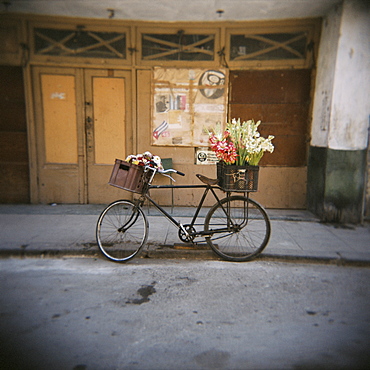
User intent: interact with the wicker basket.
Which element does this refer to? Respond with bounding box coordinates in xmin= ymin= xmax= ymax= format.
xmin=217 ymin=161 xmax=259 ymax=192
xmin=109 ymin=159 xmax=151 ymax=194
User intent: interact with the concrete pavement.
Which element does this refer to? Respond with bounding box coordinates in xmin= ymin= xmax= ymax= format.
xmin=0 ymin=204 xmax=369 ymax=265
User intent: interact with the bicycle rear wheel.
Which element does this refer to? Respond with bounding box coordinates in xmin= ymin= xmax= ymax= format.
xmin=96 ymin=200 xmax=148 ymax=262
xmin=204 ymin=195 xmax=271 ymax=262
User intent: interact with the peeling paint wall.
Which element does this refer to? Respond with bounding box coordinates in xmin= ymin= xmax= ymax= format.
xmin=311 ymin=0 xmax=370 ymax=151
xmin=329 ymin=0 xmax=370 ymax=151
xmin=308 ymin=0 xmax=370 ymax=223
xmin=311 ymin=3 xmax=342 ymax=147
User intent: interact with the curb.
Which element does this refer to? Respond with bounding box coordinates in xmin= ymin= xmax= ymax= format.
xmin=1 ymin=244 xmax=369 ymax=267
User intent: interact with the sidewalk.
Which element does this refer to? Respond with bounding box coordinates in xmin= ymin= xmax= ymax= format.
xmin=0 ymin=204 xmax=369 ymax=266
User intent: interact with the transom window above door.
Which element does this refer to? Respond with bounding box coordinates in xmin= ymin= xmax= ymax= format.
xmin=230 ymin=32 xmax=308 ymax=61
xmin=226 ymin=21 xmax=319 ymax=68
xmin=34 ymin=27 xmax=126 ymax=58
xmin=30 ymin=22 xmax=131 ymax=65
xmin=142 ymin=32 xmax=214 ymax=61
xmin=137 ymin=27 xmax=219 ymax=66
xmin=27 ymin=19 xmax=320 ymax=69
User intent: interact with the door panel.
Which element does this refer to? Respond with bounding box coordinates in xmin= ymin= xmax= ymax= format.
xmin=33 ymin=67 xmax=83 ymax=203
xmin=229 ymin=69 xmax=311 ymax=167
xmin=84 ymin=69 xmax=132 ymax=203
xmin=0 ymin=66 xmax=29 ymax=203
xmin=229 ymin=69 xmax=312 ymax=208
xmin=41 ymin=74 xmax=78 ymax=164
xmin=93 ymin=77 xmax=126 ymax=164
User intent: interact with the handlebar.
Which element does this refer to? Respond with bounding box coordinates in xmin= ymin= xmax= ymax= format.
xmin=158 ymin=168 xmax=185 ymax=177
xmin=143 ymin=163 xmax=185 ymax=177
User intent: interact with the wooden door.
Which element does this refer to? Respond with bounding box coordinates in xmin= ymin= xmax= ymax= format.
xmin=229 ymin=69 xmax=312 ymax=208
xmin=33 ymin=67 xmax=132 ymax=204
xmin=33 ymin=66 xmax=84 ymax=203
xmin=84 ymin=69 xmax=133 ymax=203
xmin=229 ymin=69 xmax=311 ymax=166
xmin=0 ymin=66 xmax=29 ymax=203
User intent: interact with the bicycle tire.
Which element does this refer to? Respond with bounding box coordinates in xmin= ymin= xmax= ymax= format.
xmin=96 ymin=200 xmax=148 ymax=262
xmin=204 ymin=195 xmax=271 ymax=262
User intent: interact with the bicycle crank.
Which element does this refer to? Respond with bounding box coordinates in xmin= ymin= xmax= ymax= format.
xmin=178 ymin=224 xmax=196 ymax=243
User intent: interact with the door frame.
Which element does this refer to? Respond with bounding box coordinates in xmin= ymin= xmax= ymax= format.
xmin=30 ymin=66 xmax=133 ymax=204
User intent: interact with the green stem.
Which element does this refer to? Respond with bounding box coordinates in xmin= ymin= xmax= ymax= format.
xmin=237 ymin=148 xmax=248 ymax=165
xmin=249 ymin=152 xmax=264 ymax=166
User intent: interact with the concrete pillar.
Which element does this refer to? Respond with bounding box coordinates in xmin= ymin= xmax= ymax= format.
xmin=308 ymin=0 xmax=370 ymax=223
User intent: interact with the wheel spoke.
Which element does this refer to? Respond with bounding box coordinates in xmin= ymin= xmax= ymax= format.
xmin=204 ymin=196 xmax=270 ymax=261
xmin=96 ymin=200 xmax=148 ymax=262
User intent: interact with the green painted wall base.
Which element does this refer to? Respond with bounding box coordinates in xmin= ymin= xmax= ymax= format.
xmin=307 ymin=146 xmax=367 ymax=224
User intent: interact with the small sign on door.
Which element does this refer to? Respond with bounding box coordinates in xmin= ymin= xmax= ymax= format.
xmin=195 ymin=147 xmax=218 ymax=165
xmin=50 ymin=92 xmax=66 ymax=100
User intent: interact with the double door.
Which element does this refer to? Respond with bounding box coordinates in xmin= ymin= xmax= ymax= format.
xmin=33 ymin=67 xmax=132 ymax=203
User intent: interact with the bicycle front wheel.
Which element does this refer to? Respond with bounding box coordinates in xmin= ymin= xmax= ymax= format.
xmin=96 ymin=200 xmax=148 ymax=262
xmin=204 ymin=196 xmax=271 ymax=262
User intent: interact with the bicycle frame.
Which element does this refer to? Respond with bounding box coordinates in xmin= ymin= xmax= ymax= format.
xmin=136 ymin=177 xmax=250 ymax=241
xmin=147 ymin=184 xmax=216 ymax=238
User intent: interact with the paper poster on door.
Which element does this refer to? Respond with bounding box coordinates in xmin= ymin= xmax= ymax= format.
xmin=152 ymin=68 xmax=228 ymax=147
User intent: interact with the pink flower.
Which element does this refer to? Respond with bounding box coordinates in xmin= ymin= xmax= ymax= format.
xmin=209 ymin=136 xmax=238 ymax=165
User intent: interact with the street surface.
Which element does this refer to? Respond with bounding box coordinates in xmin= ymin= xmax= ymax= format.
xmin=0 ymin=257 xmax=369 ymax=370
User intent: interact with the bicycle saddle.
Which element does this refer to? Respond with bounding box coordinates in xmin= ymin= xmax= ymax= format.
xmin=196 ymin=174 xmax=219 ymax=186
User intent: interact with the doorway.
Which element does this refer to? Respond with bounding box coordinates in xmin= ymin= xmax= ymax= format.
xmin=32 ymin=67 xmax=132 ymax=204
xmin=229 ymin=69 xmax=312 ymax=208
xmin=0 ymin=66 xmax=29 ymax=203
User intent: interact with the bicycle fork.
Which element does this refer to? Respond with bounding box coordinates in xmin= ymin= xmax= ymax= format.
xmin=117 ymin=198 xmax=144 ymax=233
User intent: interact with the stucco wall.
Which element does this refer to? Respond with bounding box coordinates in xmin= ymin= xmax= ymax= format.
xmin=311 ymin=0 xmax=370 ymax=151
xmin=311 ymin=3 xmax=342 ymax=147
xmin=329 ymin=0 xmax=370 ymax=151
xmin=308 ymin=0 xmax=370 ymax=223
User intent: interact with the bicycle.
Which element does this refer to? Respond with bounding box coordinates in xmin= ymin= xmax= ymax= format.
xmin=96 ymin=164 xmax=271 ymax=263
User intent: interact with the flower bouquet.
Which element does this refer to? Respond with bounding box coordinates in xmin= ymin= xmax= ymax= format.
xmin=208 ymin=118 xmax=274 ymax=191
xmin=125 ymin=151 xmax=163 ymax=170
